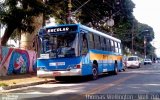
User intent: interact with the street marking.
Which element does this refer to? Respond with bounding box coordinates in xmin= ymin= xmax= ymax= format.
xmin=69 ymin=74 xmax=137 ymax=100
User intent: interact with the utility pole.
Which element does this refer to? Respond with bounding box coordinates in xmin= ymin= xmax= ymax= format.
xmin=67 ymin=0 xmax=72 ymax=24
xmin=131 ymin=30 xmax=134 ymax=55
xmin=144 ymin=36 xmax=146 ymax=58
xmin=0 ymin=24 xmax=1 ymax=46
xmin=43 ymin=0 xmax=48 ymax=26
xmin=0 ymin=24 xmax=1 ymax=62
xmin=131 ymin=19 xmax=134 ymax=55
xmin=142 ymin=30 xmax=150 ymax=58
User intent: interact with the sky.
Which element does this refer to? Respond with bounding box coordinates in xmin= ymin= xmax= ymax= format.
xmin=132 ymin=0 xmax=160 ymax=57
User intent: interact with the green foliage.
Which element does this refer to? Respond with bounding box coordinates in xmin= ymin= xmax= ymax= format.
xmin=0 ymin=0 xmax=156 ymax=56
xmin=0 ymin=0 xmax=50 ymax=45
xmin=0 ymin=83 xmax=8 ymax=87
xmin=0 ymin=0 xmax=48 ymax=32
xmin=44 ymin=1 xmax=68 ymax=24
xmin=133 ymin=23 xmax=155 ymax=55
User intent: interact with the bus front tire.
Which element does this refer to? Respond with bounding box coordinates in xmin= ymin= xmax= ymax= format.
xmin=138 ymin=64 xmax=141 ymax=68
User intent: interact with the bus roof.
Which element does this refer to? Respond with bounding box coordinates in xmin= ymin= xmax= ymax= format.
xmin=79 ymin=24 xmax=121 ymax=42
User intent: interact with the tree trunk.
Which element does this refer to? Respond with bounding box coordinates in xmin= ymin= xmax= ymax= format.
xmin=1 ymin=25 xmax=16 ymax=46
xmin=20 ymin=14 xmax=43 ymax=51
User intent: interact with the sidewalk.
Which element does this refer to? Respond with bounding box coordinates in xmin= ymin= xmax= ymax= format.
xmin=0 ymin=73 xmax=55 ymax=91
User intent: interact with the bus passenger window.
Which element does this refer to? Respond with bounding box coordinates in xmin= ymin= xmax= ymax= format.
xmin=119 ymin=48 xmax=122 ymax=53
xmin=94 ymin=34 xmax=101 ymax=50
xmin=111 ymin=40 xmax=115 ymax=52
xmin=115 ymin=42 xmax=118 ymax=53
xmin=103 ymin=38 xmax=107 ymax=50
xmin=89 ymin=33 xmax=94 ymax=49
xmin=100 ymin=37 xmax=105 ymax=50
xmin=106 ymin=39 xmax=111 ymax=51
xmin=82 ymin=34 xmax=88 ymax=55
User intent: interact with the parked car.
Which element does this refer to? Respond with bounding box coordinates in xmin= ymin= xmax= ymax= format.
xmin=144 ymin=58 xmax=152 ymax=65
xmin=124 ymin=56 xmax=141 ymax=68
xmin=156 ymin=58 xmax=160 ymax=63
xmin=157 ymin=60 xmax=160 ymax=63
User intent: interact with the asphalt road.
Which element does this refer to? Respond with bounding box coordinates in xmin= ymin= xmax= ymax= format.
xmin=1 ymin=63 xmax=160 ymax=100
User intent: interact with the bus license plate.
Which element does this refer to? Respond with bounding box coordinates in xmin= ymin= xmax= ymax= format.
xmin=53 ymin=72 xmax=61 ymax=76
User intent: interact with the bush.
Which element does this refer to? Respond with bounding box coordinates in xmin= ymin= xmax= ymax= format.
xmin=0 ymin=83 xmax=8 ymax=87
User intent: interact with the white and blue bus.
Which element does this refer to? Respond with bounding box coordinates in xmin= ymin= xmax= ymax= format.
xmin=37 ymin=24 xmax=123 ymax=81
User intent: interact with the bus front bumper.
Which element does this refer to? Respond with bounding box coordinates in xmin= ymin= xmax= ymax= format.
xmin=37 ymin=69 xmax=82 ymax=78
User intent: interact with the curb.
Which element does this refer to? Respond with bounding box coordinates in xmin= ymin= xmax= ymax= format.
xmin=0 ymin=80 xmax=55 ymax=91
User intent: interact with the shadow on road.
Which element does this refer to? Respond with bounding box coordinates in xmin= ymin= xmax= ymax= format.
xmin=54 ymin=73 xmax=115 ymax=84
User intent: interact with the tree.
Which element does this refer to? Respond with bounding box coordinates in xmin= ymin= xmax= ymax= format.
xmin=0 ymin=0 xmax=47 ymax=46
xmin=134 ymin=23 xmax=155 ymax=57
xmin=0 ymin=0 xmax=136 ymax=46
xmin=0 ymin=0 xmax=155 ymax=57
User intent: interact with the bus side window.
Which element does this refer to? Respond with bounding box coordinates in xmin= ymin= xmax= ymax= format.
xmin=98 ymin=36 xmax=101 ymax=50
xmin=88 ymin=33 xmax=95 ymax=49
xmin=115 ymin=41 xmax=119 ymax=53
xmin=94 ymin=34 xmax=97 ymax=49
xmin=100 ymin=37 xmax=105 ymax=50
xmin=82 ymin=34 xmax=88 ymax=55
xmin=118 ymin=42 xmax=122 ymax=53
xmin=94 ymin=34 xmax=101 ymax=50
xmin=105 ymin=38 xmax=108 ymax=51
xmin=110 ymin=40 xmax=115 ymax=52
xmin=103 ymin=38 xmax=107 ymax=51
xmin=106 ymin=39 xmax=111 ymax=51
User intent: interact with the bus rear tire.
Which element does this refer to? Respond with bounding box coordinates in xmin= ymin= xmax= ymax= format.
xmin=91 ymin=64 xmax=98 ymax=80
xmin=109 ymin=64 xmax=118 ymax=75
xmin=114 ymin=65 xmax=118 ymax=75
xmin=138 ymin=64 xmax=141 ymax=68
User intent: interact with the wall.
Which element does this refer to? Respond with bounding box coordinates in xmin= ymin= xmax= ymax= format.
xmin=0 ymin=46 xmax=37 ymax=76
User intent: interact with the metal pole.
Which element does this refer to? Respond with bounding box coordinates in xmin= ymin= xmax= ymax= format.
xmin=43 ymin=0 xmax=46 ymax=26
xmin=0 ymin=24 xmax=1 ymax=46
xmin=144 ymin=36 xmax=146 ymax=58
xmin=42 ymin=14 xmax=45 ymax=26
xmin=131 ymin=19 xmax=134 ymax=55
xmin=67 ymin=0 xmax=72 ymax=24
xmin=0 ymin=24 xmax=2 ymax=62
xmin=131 ymin=30 xmax=134 ymax=55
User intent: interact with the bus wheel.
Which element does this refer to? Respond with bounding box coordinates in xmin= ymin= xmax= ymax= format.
xmin=113 ymin=64 xmax=118 ymax=75
xmin=109 ymin=64 xmax=118 ymax=75
xmin=138 ymin=64 xmax=141 ymax=68
xmin=122 ymin=67 xmax=126 ymax=71
xmin=92 ymin=64 xmax=98 ymax=80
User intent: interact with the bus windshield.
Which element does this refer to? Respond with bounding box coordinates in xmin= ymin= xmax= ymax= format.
xmin=41 ymin=32 xmax=79 ymax=58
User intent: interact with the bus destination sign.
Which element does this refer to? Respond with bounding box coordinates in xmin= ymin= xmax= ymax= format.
xmin=46 ymin=25 xmax=78 ymax=33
